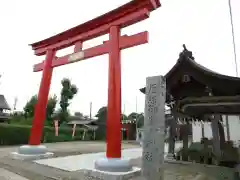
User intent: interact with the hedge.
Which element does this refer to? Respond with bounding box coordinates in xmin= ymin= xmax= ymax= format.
xmin=176 ymin=140 xmax=239 ymax=167
xmin=0 ymin=124 xmax=85 ymax=145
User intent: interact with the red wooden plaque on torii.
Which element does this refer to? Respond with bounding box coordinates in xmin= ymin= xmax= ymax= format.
xmin=29 ymin=0 xmax=160 ymax=159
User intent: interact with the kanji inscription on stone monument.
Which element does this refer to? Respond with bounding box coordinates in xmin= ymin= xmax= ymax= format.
xmin=142 ymin=75 xmax=166 ymax=180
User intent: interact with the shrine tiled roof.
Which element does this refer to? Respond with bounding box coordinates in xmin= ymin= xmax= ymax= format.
xmin=140 ymin=45 xmax=240 ymax=97
xmin=0 ymin=95 xmax=10 ymax=110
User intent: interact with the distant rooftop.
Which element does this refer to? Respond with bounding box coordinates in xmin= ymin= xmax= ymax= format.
xmin=0 ymin=95 xmax=10 ymax=110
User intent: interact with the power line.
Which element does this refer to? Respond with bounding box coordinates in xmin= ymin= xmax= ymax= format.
xmin=228 ymin=0 xmax=238 ymax=76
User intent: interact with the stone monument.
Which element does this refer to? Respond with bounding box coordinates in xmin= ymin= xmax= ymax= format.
xmin=142 ymin=75 xmax=166 ymax=180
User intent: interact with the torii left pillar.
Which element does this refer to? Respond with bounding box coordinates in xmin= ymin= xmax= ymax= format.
xmin=11 ymin=50 xmax=55 ymax=160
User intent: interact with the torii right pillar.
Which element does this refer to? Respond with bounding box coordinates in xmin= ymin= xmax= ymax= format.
xmin=94 ymin=25 xmax=133 ymax=172
xmin=94 ymin=1 xmax=161 ymax=173
xmin=106 ymin=25 xmax=122 ymax=159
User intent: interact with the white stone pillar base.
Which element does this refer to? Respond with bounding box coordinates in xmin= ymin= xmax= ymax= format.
xmin=11 ymin=145 xmax=53 ymax=160
xmin=94 ymin=158 xmax=132 ymax=172
xmin=84 ymin=167 xmax=141 ymax=180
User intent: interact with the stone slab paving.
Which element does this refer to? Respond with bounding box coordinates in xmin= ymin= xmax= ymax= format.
xmin=35 ymin=148 xmax=142 ymax=171
xmin=34 ymin=142 xmax=183 ymax=172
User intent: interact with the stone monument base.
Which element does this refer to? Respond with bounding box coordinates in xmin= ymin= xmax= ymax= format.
xmin=83 ymin=167 xmax=141 ymax=180
xmin=11 ymin=145 xmax=53 ymax=160
xmin=165 ymin=153 xmax=175 ymax=160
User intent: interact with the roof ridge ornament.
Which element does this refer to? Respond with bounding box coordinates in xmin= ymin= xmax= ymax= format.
xmin=179 ymin=44 xmax=195 ymax=61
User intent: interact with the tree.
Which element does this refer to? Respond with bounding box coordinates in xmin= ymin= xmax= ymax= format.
xmin=24 ymin=95 xmax=37 ymax=118
xmin=121 ymin=114 xmax=128 ymax=121
xmin=95 ymin=106 xmax=107 ymax=120
xmin=74 ymin=112 xmax=83 ymax=117
xmin=128 ymin=112 xmax=138 ymax=120
xmin=58 ymin=78 xmax=78 ymax=123
xmin=95 ymin=106 xmax=107 ymax=140
xmin=46 ymin=95 xmax=57 ymax=121
xmin=136 ymin=113 xmax=144 ymax=128
xmin=23 ymin=95 xmax=57 ymax=121
xmin=128 ymin=112 xmax=144 ymax=128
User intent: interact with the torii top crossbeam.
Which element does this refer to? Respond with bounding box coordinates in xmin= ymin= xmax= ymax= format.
xmin=30 ymin=0 xmax=160 ymax=56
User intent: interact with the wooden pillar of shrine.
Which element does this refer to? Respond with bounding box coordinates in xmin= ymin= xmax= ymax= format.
xmin=226 ymin=115 xmax=230 ymax=141
xmin=211 ymin=115 xmax=221 ymax=164
xmin=201 ymin=121 xmax=205 ymax=138
xmin=167 ymin=117 xmax=177 ymax=159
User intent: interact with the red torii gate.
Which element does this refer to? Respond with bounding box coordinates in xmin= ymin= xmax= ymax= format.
xmin=29 ymin=0 xmax=160 ymax=164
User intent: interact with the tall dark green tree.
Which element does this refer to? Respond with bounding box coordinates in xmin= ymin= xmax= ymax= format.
xmin=95 ymin=106 xmax=107 ymax=140
xmin=128 ymin=112 xmax=144 ymax=128
xmin=136 ymin=113 xmax=144 ymax=128
xmin=46 ymin=95 xmax=58 ymax=121
xmin=58 ymin=78 xmax=78 ymax=123
xmin=24 ymin=95 xmax=37 ymax=118
xmin=74 ymin=112 xmax=83 ymax=117
xmin=23 ymin=95 xmax=57 ymax=121
xmin=121 ymin=114 xmax=128 ymax=121
xmin=95 ymin=106 xmax=107 ymax=124
xmin=128 ymin=112 xmax=138 ymax=120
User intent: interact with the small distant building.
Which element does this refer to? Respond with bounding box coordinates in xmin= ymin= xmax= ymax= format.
xmin=121 ymin=119 xmax=136 ymax=140
xmin=67 ymin=114 xmax=98 ymax=140
xmin=0 ymin=95 xmax=11 ymax=122
xmin=67 ymin=117 xmax=98 ymax=131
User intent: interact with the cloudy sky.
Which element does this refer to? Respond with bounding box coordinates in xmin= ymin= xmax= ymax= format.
xmin=0 ymin=0 xmax=239 ymax=117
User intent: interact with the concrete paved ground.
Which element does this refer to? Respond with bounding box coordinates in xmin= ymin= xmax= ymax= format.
xmin=0 ymin=141 xmax=138 ymax=159
xmin=0 ymin=141 xmax=236 ymax=180
xmin=0 ymin=168 xmax=30 ymax=180
xmin=0 ymin=141 xmax=141 ymax=180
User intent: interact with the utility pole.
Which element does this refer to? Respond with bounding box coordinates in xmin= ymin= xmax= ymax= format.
xmin=135 ymin=96 xmax=138 ymax=113
xmin=13 ymin=97 xmax=18 ymax=110
xmin=135 ymin=96 xmax=138 ymax=126
xmin=228 ymin=0 xmax=238 ymax=76
xmin=228 ymin=0 xmax=239 ymax=127
xmin=89 ymin=102 xmax=92 ymax=120
xmin=0 ymin=74 xmax=2 ymax=87
xmin=135 ymin=96 xmax=139 ymax=141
